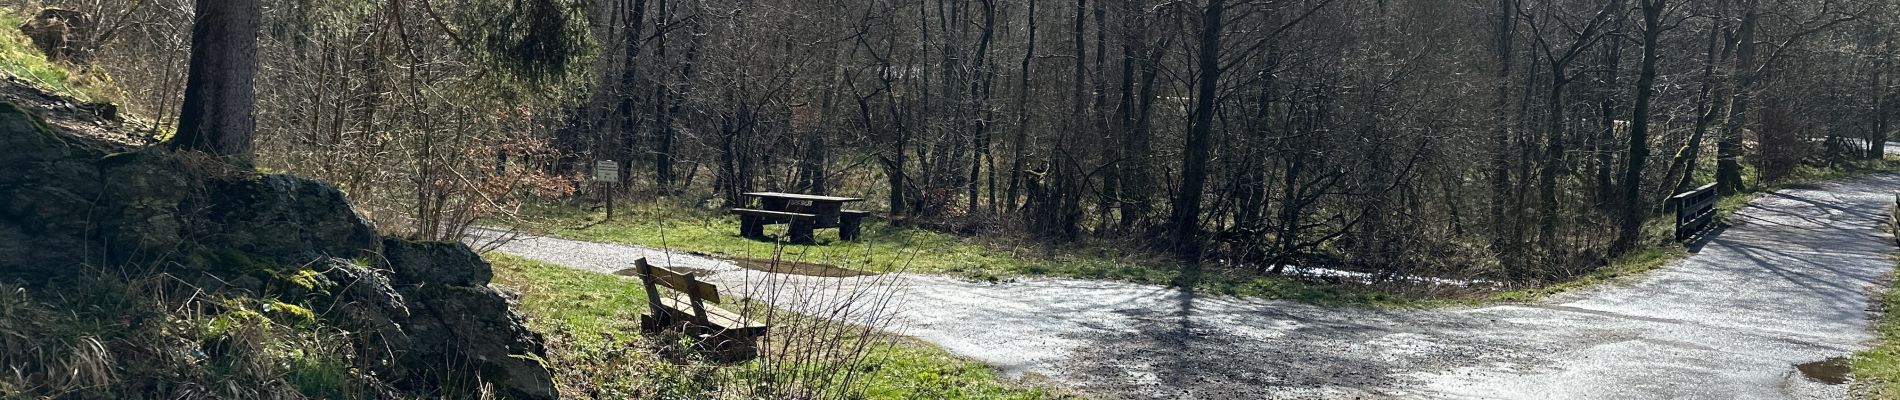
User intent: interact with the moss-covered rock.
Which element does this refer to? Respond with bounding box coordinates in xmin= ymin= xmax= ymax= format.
xmin=384 ymin=238 xmax=495 ymax=287
xmin=0 ymin=102 xmax=102 ymax=282
xmin=202 ymin=175 xmax=380 ymax=265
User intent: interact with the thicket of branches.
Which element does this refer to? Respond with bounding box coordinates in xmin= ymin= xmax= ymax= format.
xmin=48 ymin=0 xmax=1900 ymax=281
xmin=25 ymin=0 xmax=588 ymax=240
xmin=558 ymin=0 xmax=1897 ymax=281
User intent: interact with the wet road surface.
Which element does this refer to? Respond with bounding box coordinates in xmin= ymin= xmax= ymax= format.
xmin=477 ymin=172 xmax=1899 ymax=399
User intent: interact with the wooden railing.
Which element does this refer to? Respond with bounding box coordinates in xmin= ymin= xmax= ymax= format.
xmin=1670 ymin=183 xmax=1718 ymax=241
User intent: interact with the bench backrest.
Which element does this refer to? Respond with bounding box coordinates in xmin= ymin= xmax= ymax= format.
xmin=619 ymin=258 xmax=722 ymax=304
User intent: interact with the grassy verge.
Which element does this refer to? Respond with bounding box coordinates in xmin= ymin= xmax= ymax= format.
xmin=1856 ymin=263 xmax=1900 ymax=398
xmin=1476 ymin=246 xmax=1685 ymax=304
xmin=510 ymin=201 xmax=1414 ymax=305
xmin=0 ymin=272 xmax=383 ymax=398
xmin=486 ymin=253 xmax=1067 ymax=399
xmin=1851 ymin=191 xmax=1900 ymax=398
xmin=0 ymin=7 xmax=123 ymax=104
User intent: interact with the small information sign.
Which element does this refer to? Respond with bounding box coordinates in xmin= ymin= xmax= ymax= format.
xmin=593 ymin=160 xmax=619 ymax=183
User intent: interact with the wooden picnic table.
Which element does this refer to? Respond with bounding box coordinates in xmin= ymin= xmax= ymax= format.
xmin=733 ymin=192 xmax=870 ymax=243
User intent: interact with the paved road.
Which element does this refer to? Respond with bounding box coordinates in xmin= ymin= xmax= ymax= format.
xmin=477 ymin=171 xmax=1899 ymax=399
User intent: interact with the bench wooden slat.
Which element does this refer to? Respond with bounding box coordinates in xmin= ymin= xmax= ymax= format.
xmin=656 ymin=293 xmax=767 ymax=333
xmin=615 ymin=262 xmax=721 ymax=304
xmin=742 ymin=192 xmax=866 ymax=202
xmin=730 ymin=208 xmax=818 ymax=219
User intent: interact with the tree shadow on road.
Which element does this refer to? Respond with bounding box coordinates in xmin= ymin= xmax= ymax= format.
xmin=1059 ymin=264 xmax=1532 ymax=397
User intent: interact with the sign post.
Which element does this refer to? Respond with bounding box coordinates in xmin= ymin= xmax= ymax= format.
xmin=593 ymin=160 xmax=620 ymax=220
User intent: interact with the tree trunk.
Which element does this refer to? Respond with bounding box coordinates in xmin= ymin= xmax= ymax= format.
xmin=616 ymin=0 xmax=650 ymax=188
xmin=1874 ymin=36 xmax=1892 ymax=158
xmin=1116 ymin=0 xmax=1147 ymax=231
xmin=1715 ymin=0 xmax=1759 ymax=195
xmin=1040 ymin=0 xmax=1087 ymax=240
xmin=169 ymin=0 xmax=261 ymax=163
xmin=653 ymin=0 xmax=681 ymax=191
xmin=1091 ymin=0 xmax=1115 ymax=234
xmin=1593 ymin=8 xmax=1627 ymax=208
xmin=1615 ymin=0 xmax=1664 ymax=254
xmin=1170 ymin=0 xmax=1223 ymax=256
xmin=1006 ymin=0 xmax=1038 ymax=211
xmin=1489 ymin=0 xmax=1517 ymax=253
xmin=1538 ymin=76 xmax=1569 ymax=256
xmin=968 ymin=0 xmax=996 ymax=213
xmin=1667 ymin=23 xmax=1728 ymax=194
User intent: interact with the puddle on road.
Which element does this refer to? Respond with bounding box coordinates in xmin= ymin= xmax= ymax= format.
xmin=1795 ymin=357 xmax=1851 ymax=385
xmin=730 ymin=257 xmax=875 ymax=277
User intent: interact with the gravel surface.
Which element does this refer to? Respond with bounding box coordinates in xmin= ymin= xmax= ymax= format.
xmin=474 ymin=171 xmax=1899 ymax=399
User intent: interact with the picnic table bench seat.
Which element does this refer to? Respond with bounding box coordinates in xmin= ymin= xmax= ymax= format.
xmin=730 ymin=208 xmax=820 ymax=242
xmin=839 ymin=210 xmax=870 ymax=241
xmin=729 ymin=208 xmax=818 ymax=220
xmin=732 ymin=192 xmax=872 ymax=243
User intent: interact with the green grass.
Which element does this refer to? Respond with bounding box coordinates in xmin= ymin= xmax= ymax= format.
xmin=0 ymin=271 xmax=377 ymax=398
xmin=487 ymin=253 xmax=1068 ymax=399
xmin=1856 ymin=265 xmax=1900 ymax=398
xmin=1852 ymin=201 xmax=1900 ymax=398
xmin=1477 ymin=246 xmax=1685 ymax=305
xmin=0 ymin=7 xmax=122 ymax=104
xmin=512 ymin=201 xmax=1418 ymax=305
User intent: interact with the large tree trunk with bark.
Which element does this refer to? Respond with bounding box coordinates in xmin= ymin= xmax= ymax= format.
xmin=169 ymin=0 xmax=261 ymax=164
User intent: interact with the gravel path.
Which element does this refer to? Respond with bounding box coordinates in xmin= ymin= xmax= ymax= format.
xmin=474 ymin=171 xmax=1899 ymax=399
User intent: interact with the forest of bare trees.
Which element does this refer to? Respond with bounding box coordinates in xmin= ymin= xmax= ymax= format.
xmin=47 ymin=0 xmax=1900 ymax=282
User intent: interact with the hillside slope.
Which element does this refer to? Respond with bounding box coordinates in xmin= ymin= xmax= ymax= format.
xmin=0 ymin=68 xmax=556 ymax=399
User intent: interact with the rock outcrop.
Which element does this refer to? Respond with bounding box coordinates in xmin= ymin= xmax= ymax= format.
xmin=0 ymin=102 xmax=556 ymax=399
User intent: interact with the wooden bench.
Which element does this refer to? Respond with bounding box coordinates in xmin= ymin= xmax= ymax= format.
xmin=1670 ymin=183 xmax=1718 ymax=241
xmin=615 ymin=258 xmax=767 ymax=361
xmin=731 ymin=208 xmax=819 ymax=242
xmin=839 ymin=210 xmax=870 ymax=241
